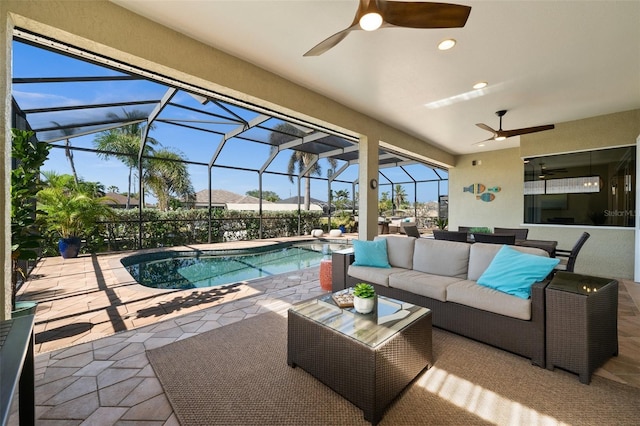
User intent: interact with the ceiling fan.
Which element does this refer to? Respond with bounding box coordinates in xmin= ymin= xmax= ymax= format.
xmin=527 ymin=162 xmax=568 ymax=179
xmin=303 ymin=0 xmax=472 ymax=57
xmin=474 ymin=110 xmax=555 ymax=146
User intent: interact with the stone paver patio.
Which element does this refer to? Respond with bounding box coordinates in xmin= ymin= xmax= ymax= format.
xmin=8 ymin=236 xmax=640 ymax=424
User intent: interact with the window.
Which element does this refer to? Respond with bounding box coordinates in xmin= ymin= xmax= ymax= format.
xmin=524 ymin=146 xmax=636 ymax=227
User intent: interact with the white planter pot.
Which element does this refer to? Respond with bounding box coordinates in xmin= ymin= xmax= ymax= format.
xmin=353 ymin=296 xmax=375 ymax=314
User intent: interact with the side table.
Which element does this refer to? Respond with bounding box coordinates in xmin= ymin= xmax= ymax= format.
xmin=319 ymin=258 xmax=332 ymax=291
xmin=545 ymin=271 xmax=618 ymax=384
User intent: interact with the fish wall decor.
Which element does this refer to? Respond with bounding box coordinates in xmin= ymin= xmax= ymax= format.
xmin=463 ymin=183 xmax=486 ymax=194
xmin=477 ymin=193 xmax=495 ymax=202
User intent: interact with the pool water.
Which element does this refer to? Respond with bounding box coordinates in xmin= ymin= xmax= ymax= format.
xmin=121 ymin=242 xmax=351 ymax=290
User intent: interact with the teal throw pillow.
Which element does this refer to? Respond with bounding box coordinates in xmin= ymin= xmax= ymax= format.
xmin=477 ymin=245 xmax=559 ymax=299
xmin=352 ymin=239 xmax=391 ymax=268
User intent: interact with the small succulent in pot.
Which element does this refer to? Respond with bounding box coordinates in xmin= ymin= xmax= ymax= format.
xmin=353 ymin=283 xmax=376 ymax=314
xmin=353 ymin=283 xmax=375 ymax=298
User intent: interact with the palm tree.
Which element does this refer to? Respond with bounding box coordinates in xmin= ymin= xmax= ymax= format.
xmin=269 ymin=123 xmax=336 ymax=210
xmin=51 ymin=121 xmax=79 ymax=185
xmin=144 ymin=148 xmax=194 ymax=211
xmin=93 ymin=109 xmax=158 ymax=208
xmin=394 ymin=184 xmax=408 ymax=210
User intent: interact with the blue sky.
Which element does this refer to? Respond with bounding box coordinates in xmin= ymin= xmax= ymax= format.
xmin=12 ymin=40 xmax=447 ymax=204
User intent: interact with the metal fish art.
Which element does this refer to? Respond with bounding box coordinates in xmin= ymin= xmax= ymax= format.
xmin=487 ymin=186 xmax=501 ymax=193
xmin=477 ymin=193 xmax=495 ymax=202
xmin=463 ymin=183 xmax=486 ymax=194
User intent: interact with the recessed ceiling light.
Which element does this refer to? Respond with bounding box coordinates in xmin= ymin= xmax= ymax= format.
xmin=438 ymin=39 xmax=456 ymax=50
xmin=473 ymin=81 xmax=488 ymax=90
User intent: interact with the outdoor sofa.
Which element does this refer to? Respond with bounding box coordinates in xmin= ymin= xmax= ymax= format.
xmin=332 ymin=235 xmax=559 ymax=367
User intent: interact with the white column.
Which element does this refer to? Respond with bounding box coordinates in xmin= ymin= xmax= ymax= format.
xmin=358 ymin=134 xmax=379 ymax=241
xmin=1 ymin=10 xmax=13 ymax=319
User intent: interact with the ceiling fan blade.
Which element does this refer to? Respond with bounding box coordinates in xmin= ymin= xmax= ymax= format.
xmin=501 ymin=124 xmax=555 ymax=138
xmin=379 ymin=1 xmax=471 ymax=28
xmin=304 ymin=0 xmax=368 ymax=56
xmin=472 ymin=136 xmax=495 ymax=146
xmin=303 ymin=26 xmax=359 ymax=56
xmin=475 ymin=123 xmax=497 ymax=135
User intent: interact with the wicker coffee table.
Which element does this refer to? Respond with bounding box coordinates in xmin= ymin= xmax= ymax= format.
xmin=287 ymin=289 xmax=432 ymax=424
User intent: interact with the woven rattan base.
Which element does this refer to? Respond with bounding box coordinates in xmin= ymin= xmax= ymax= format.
xmin=546 ymin=273 xmax=618 ymax=384
xmin=287 ymin=308 xmax=432 ymax=424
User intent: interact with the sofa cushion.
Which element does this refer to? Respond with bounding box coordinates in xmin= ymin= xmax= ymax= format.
xmin=477 ymin=245 xmax=559 ymax=299
xmin=352 ymin=239 xmax=390 ymax=268
xmin=348 ymin=265 xmax=406 ymax=287
xmin=413 ymin=239 xmax=470 ymax=278
xmin=446 ymin=280 xmax=532 ymax=320
xmin=467 ymin=243 xmax=549 ymax=281
xmin=389 ymin=270 xmax=463 ymax=302
xmin=374 ymin=235 xmax=415 ymax=269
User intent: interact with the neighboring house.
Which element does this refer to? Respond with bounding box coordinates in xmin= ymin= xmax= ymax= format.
xmin=191 ymin=189 xmax=273 ymax=209
xmin=278 ymin=196 xmax=330 ymax=213
xmin=188 ymin=191 xmax=323 ymax=211
xmin=102 ymin=192 xmax=140 ymax=209
xmin=227 ymin=203 xmax=322 ymax=212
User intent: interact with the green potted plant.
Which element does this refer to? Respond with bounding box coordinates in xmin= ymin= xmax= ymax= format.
xmin=434 ymin=217 xmax=448 ymax=230
xmin=353 ymin=282 xmax=376 ymax=314
xmin=37 ymin=173 xmax=114 ymax=258
xmin=11 ymin=129 xmax=51 ymax=315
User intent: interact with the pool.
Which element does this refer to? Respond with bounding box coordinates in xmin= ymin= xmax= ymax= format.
xmin=121 ymin=241 xmax=351 ymax=290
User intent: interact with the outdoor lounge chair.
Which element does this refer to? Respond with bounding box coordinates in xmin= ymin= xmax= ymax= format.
xmin=402 ymin=224 xmax=422 ymax=238
xmin=433 ymin=230 xmax=468 ymax=242
xmin=494 ymin=227 xmax=529 ymax=240
xmin=473 ymin=233 xmax=516 ymax=245
xmin=554 ymin=232 xmax=590 ymax=272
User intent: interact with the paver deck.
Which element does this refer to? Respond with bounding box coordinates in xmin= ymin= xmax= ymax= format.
xmin=8 ymin=236 xmax=640 ymax=425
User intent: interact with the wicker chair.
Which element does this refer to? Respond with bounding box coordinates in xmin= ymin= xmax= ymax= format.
xmin=554 ymin=232 xmax=590 ymax=272
xmin=473 ymin=233 xmax=516 ymax=245
xmin=433 ymin=230 xmax=468 ymax=242
xmin=402 ymin=224 xmax=422 ymax=238
xmin=494 ymin=227 xmax=529 ymax=240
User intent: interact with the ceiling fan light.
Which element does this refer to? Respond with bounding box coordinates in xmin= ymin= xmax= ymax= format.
xmin=438 ymin=39 xmax=456 ymax=50
xmin=495 ymin=136 xmax=506 ymax=141
xmin=360 ymin=12 xmax=383 ymax=31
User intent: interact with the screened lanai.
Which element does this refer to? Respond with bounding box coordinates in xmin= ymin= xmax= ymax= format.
xmin=11 ymin=29 xmax=448 ymax=246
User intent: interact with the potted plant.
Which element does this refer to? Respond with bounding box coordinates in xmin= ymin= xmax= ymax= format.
xmin=353 ymin=283 xmax=376 ymax=314
xmin=434 ymin=217 xmax=448 ymax=230
xmin=37 ymin=173 xmax=114 ymax=258
xmin=11 ymin=129 xmax=51 ymax=315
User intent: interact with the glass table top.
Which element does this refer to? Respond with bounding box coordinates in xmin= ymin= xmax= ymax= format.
xmin=289 ymin=289 xmax=430 ymax=348
xmin=548 ymin=271 xmax=616 ymax=295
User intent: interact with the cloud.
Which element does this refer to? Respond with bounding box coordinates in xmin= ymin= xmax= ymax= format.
xmin=12 ymin=90 xmax=81 ymax=109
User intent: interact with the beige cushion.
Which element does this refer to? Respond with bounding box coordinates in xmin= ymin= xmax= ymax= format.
xmin=446 ymin=280 xmax=532 ymax=320
xmin=412 ymin=239 xmax=470 ymax=278
xmin=467 ymin=243 xmax=549 ymax=281
xmin=374 ymin=235 xmax=415 ymax=269
xmin=347 ymin=265 xmax=405 ymax=287
xmin=389 ymin=270 xmax=462 ymax=302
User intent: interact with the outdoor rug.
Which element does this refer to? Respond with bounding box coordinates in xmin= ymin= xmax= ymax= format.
xmin=147 ymin=311 xmax=640 ymax=425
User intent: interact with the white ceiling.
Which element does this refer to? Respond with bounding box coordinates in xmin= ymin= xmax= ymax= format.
xmin=112 ymin=0 xmax=640 ymax=156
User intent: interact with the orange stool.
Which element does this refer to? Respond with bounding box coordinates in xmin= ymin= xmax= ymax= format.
xmin=319 ymin=259 xmax=333 ymax=291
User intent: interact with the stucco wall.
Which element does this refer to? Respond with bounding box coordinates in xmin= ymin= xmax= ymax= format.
xmin=450 ymin=109 xmax=640 ymax=280
xmin=450 ymin=148 xmax=523 ymax=230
